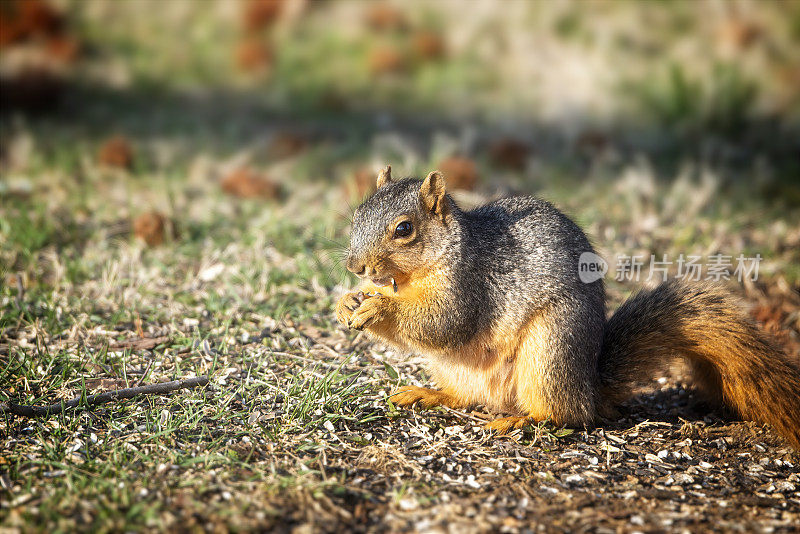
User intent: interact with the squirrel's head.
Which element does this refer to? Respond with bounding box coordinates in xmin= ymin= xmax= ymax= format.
xmin=346 ymin=166 xmax=457 ymax=289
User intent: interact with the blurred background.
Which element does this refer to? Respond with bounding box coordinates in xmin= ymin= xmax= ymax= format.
xmin=1 ymin=0 xmax=799 ymax=345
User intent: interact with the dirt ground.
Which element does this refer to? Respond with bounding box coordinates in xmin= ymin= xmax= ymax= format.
xmin=4 ymin=304 xmax=800 ymax=533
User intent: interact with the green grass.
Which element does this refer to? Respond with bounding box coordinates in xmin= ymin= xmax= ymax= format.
xmin=2 ymin=0 xmax=799 ymax=531
xmin=630 ymin=62 xmax=759 ymax=137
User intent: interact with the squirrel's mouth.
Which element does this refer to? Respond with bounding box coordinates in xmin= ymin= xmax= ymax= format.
xmin=370 ymin=276 xmax=400 ymax=292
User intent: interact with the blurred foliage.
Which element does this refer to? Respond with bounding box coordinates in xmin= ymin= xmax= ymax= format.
xmin=632 ymin=62 xmax=758 ymax=137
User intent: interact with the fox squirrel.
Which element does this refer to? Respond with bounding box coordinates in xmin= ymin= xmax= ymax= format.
xmin=335 ymin=165 xmax=800 ymax=448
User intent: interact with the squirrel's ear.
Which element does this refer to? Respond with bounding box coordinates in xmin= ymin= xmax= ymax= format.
xmin=376 ymin=165 xmax=393 ymax=188
xmin=420 ymin=170 xmax=448 ymax=219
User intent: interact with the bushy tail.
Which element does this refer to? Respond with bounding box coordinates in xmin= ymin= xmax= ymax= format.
xmin=599 ymin=279 xmax=800 ymax=449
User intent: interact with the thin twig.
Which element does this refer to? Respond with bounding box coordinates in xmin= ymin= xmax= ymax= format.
xmin=135 ymin=360 xmax=154 ymax=387
xmin=0 ymin=376 xmax=209 ymax=417
xmin=108 ymin=335 xmax=171 ymax=351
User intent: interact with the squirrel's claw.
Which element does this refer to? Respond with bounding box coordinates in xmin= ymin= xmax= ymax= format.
xmin=348 ymin=296 xmax=385 ymax=330
xmin=484 ymin=416 xmax=533 ymax=435
xmin=335 ymin=292 xmax=363 ymax=326
xmin=390 ymin=385 xmax=454 ymax=409
xmin=335 ymin=291 xmax=386 ymax=330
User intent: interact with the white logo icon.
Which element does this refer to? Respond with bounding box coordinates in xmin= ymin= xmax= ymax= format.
xmin=578 ymin=252 xmax=608 ymax=283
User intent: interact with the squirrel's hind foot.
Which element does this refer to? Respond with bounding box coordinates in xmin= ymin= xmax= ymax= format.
xmin=390 ymin=385 xmax=459 ymax=410
xmin=485 ymin=416 xmax=533 ymax=435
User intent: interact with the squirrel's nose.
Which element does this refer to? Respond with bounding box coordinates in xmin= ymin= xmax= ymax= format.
xmin=346 ymin=256 xmax=366 ymax=276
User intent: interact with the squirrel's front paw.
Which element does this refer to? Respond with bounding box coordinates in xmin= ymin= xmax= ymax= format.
xmin=348 ymin=295 xmax=387 ymax=330
xmin=335 ymin=291 xmax=365 ymax=326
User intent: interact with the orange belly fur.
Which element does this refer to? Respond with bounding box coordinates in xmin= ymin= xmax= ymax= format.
xmin=360 ymin=267 xmax=553 ymax=419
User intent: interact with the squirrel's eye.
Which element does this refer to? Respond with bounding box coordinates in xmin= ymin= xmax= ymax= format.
xmin=394 ymin=221 xmax=413 ymax=238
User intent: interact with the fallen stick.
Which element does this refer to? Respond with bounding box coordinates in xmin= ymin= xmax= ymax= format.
xmin=0 ymin=376 xmax=209 ymax=417
xmin=108 ymin=335 xmax=171 ymax=351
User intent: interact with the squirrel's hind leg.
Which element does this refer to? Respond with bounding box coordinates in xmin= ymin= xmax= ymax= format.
xmin=390 ymin=385 xmax=463 ymax=410
xmin=484 ymin=416 xmax=533 ymax=434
